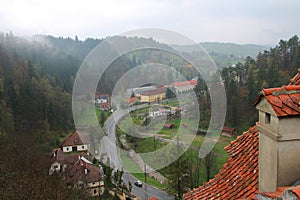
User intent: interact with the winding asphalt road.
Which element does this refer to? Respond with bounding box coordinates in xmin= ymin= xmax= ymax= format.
xmin=99 ymin=104 xmax=173 ymax=200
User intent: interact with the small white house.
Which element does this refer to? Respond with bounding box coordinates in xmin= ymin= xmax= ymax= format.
xmin=61 ymin=131 xmax=89 ymax=153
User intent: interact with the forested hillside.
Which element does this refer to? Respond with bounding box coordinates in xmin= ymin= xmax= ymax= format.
xmin=1 ymin=32 xmax=299 ymax=198
xmin=1 ymin=33 xmax=299 ymax=140
xmin=221 ymin=35 xmax=300 ymax=132
xmin=0 ymin=33 xmax=94 ymax=199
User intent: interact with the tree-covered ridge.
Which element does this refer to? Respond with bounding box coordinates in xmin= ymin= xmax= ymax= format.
xmin=222 ymin=35 xmax=300 ymax=132
xmin=0 ymin=34 xmax=74 ymax=146
xmin=200 ymin=42 xmax=267 ymax=58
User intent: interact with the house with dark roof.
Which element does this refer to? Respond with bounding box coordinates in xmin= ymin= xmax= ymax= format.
xmin=49 ymin=131 xmax=105 ymax=197
xmin=183 ymin=69 xmax=300 ymax=200
xmin=49 ymin=148 xmax=67 ymax=175
xmin=61 ymin=131 xmax=89 ymax=152
xmin=164 ymin=123 xmax=176 ymax=129
xmin=221 ymin=126 xmax=237 ymax=137
xmin=66 ymin=157 xmax=105 ymax=197
xmin=49 ymin=148 xmax=93 ymax=175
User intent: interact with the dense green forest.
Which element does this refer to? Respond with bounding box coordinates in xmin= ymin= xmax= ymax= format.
xmin=0 ymin=32 xmax=300 ymax=198
xmin=221 ymin=35 xmax=300 ymax=132
xmin=0 ymin=33 xmax=103 ymax=198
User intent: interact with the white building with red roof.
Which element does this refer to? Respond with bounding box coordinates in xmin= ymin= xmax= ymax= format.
xmin=172 ymin=79 xmax=197 ymax=93
xmin=61 ymin=131 xmax=89 ymax=153
xmin=49 ymin=130 xmax=104 ymax=197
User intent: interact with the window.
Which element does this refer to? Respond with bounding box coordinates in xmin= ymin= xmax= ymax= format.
xmin=74 ymin=139 xmax=78 ymax=143
xmin=66 ymin=147 xmax=69 ymax=151
xmin=265 ymin=113 xmax=271 ymax=124
xmin=82 ymin=146 xmax=85 ymax=149
xmin=94 ymin=189 xmax=97 ymax=194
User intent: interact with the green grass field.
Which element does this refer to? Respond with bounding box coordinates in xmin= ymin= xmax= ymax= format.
xmin=121 ymin=152 xmax=167 ymax=189
xmin=117 ymin=105 xmax=235 ymax=190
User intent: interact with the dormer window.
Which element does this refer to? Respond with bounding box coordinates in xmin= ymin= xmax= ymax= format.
xmin=74 ymin=139 xmax=78 ymax=143
xmin=265 ymin=113 xmax=271 ymax=124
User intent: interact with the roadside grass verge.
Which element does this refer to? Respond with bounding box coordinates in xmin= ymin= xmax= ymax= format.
xmin=121 ymin=153 xmax=167 ymax=189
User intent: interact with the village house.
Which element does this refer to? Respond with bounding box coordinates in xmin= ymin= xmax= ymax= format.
xmin=49 ymin=130 xmax=105 ymax=197
xmin=94 ymin=94 xmax=111 ymax=110
xmin=128 ymin=96 xmax=139 ymax=105
xmin=183 ymin=70 xmax=300 ymax=199
xmin=61 ymin=131 xmax=90 ymax=153
xmin=220 ymin=126 xmax=237 ymax=137
xmin=137 ymin=87 xmax=167 ymax=103
xmin=49 ymin=148 xmax=66 ymax=175
xmin=66 ymin=158 xmax=105 ymax=197
xmin=149 ymin=108 xmax=169 ymax=118
xmin=172 ymin=79 xmax=197 ymax=93
xmin=49 ymin=148 xmax=93 ymax=175
xmin=163 ymin=123 xmax=176 ymax=129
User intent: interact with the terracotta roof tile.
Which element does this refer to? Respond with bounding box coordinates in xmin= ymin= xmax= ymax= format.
xmin=61 ymin=131 xmax=86 ymax=147
xmin=292 ymin=185 xmax=300 ymax=197
xmin=256 ymin=85 xmax=300 ymax=117
xmin=289 ymin=68 xmax=300 ymax=85
xmin=183 ymin=70 xmax=300 ymax=200
xmin=50 ymin=148 xmax=66 ymax=162
xmin=256 ymin=185 xmax=300 ymax=199
xmin=183 ymin=125 xmax=259 ymax=200
xmin=172 ymin=80 xmax=197 ymax=87
xmin=66 ymin=160 xmax=104 ymax=184
xmin=258 ymin=187 xmax=289 ymax=198
xmin=128 ymin=97 xmax=139 ymax=103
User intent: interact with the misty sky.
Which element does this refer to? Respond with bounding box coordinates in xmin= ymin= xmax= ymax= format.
xmin=1 ymin=0 xmax=300 ymax=45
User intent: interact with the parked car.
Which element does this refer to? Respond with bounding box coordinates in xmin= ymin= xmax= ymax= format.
xmin=134 ymin=180 xmax=143 ymax=187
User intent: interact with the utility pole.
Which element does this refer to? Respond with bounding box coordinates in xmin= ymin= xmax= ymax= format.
xmin=144 ymin=163 xmax=147 ymax=183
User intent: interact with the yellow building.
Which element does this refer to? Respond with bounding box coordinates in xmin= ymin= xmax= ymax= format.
xmin=138 ymin=87 xmax=167 ymax=103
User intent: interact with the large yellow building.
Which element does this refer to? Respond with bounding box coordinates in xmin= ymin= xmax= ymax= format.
xmin=138 ymin=87 xmax=167 ymax=103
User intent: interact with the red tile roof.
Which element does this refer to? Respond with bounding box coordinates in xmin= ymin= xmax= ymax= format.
xmin=66 ymin=159 xmax=104 ymax=184
xmin=172 ymin=80 xmax=197 ymax=87
xmin=255 ymin=187 xmax=290 ymax=199
xmin=183 ymin=125 xmax=259 ymax=200
xmin=289 ymin=68 xmax=300 ymax=85
xmin=63 ymin=153 xmax=92 ymax=166
xmin=255 ymin=185 xmax=300 ymax=199
xmin=292 ymin=185 xmax=300 ymax=197
xmin=255 ymin=85 xmax=300 ymax=117
xmin=128 ymin=97 xmax=139 ymax=104
xmin=163 ymin=123 xmax=175 ymax=129
xmin=61 ymin=131 xmax=86 ymax=147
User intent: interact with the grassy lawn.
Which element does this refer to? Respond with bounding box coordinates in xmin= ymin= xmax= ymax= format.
xmin=163 ymin=99 xmax=179 ymax=107
xmin=134 ymin=136 xmax=164 ymax=153
xmin=77 ymin=106 xmax=111 ymax=126
xmin=121 ymin=153 xmax=143 ymax=173
xmin=116 ymin=105 xmax=236 ymax=190
xmin=131 ymin=173 xmax=167 ymax=189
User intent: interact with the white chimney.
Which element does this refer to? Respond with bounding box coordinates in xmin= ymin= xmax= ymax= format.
xmin=256 ymin=87 xmax=300 ymax=192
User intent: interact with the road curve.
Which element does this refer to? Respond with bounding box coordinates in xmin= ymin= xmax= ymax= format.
xmin=100 ymin=104 xmax=173 ymax=200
